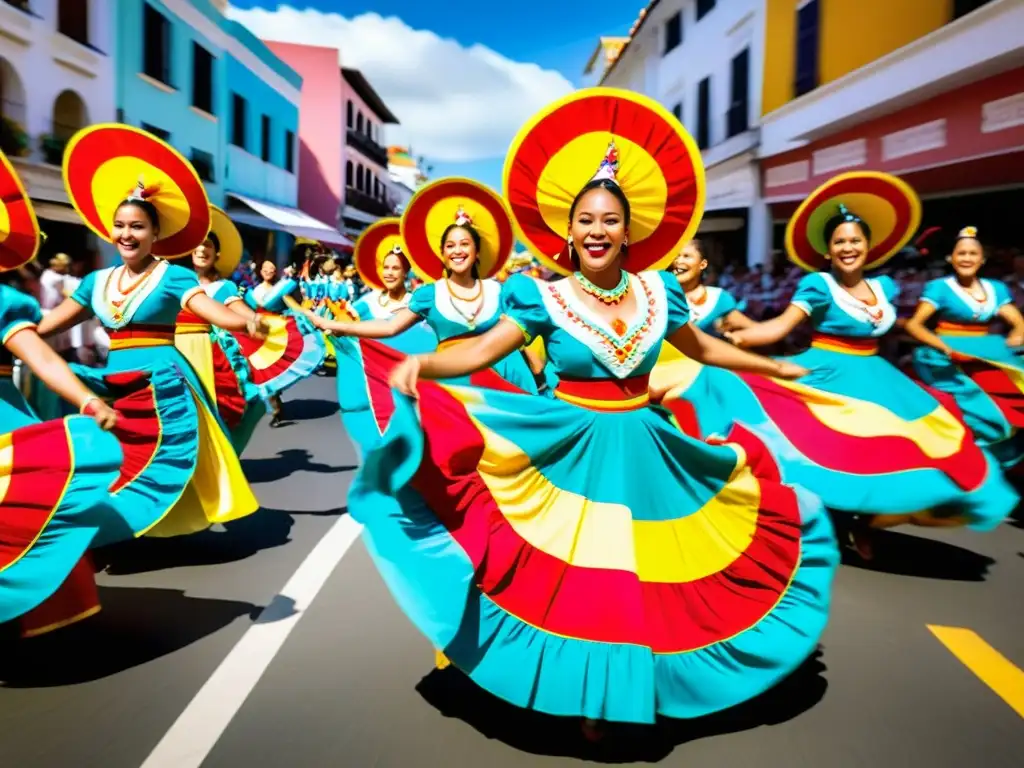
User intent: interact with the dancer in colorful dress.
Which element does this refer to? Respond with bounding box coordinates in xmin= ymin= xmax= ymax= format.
xmin=0 ymin=149 xmax=122 ymax=638
xmin=34 ymin=124 xmax=265 ymax=542
xmin=236 ymin=258 xmax=326 ymax=427
xmin=307 ymin=182 xmax=549 ymax=394
xmin=177 ymin=205 xmax=266 ymax=453
xmin=673 ymin=172 xmax=1017 ymax=559
xmin=348 ymin=89 xmax=838 ymax=737
xmin=905 ymin=226 xmax=1024 ymax=470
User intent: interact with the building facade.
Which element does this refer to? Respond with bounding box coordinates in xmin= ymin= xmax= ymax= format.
xmin=759 ymin=0 xmax=1023 ymax=250
xmin=595 ymin=0 xmax=770 ymax=267
xmin=0 ymin=0 xmax=116 ymax=267
xmin=386 ymin=145 xmax=427 ymax=214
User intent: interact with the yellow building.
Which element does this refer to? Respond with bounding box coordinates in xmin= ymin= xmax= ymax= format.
xmin=762 ymin=0 xmax=992 ymax=116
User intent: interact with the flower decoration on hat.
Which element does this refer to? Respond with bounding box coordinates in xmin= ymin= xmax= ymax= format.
xmin=957 ymin=226 xmax=979 ymax=241
xmin=785 ymin=171 xmax=922 ymax=273
xmin=353 ymin=217 xmax=407 ymax=291
xmin=400 ymin=177 xmax=514 ymax=283
xmin=63 ymin=124 xmax=211 ymax=259
xmin=0 ymin=148 xmax=42 ymax=273
xmin=503 ymin=87 xmax=706 ymax=276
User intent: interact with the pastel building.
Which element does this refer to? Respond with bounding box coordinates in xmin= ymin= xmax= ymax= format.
xmin=0 ymin=0 xmax=116 ymax=266
xmin=114 ymin=0 xmax=347 ymax=264
xmin=264 ymin=42 xmax=400 ymax=244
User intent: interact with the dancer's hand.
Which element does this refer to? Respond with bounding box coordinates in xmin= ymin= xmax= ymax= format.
xmin=1007 ymin=332 xmax=1024 ymax=349
xmin=389 ymin=356 xmax=422 ymax=397
xmin=775 ymin=361 xmax=809 ymax=380
xmin=246 ymin=315 xmax=270 ymax=340
xmin=82 ymin=398 xmax=118 ymax=431
xmin=723 ymin=329 xmax=749 ymax=348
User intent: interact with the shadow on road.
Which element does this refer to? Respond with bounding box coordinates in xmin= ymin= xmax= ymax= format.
xmin=242 ymin=449 xmax=356 ymax=484
xmin=0 ymin=586 xmax=257 ymax=687
xmin=415 ymin=649 xmax=827 ymax=762
xmin=841 ymin=529 xmax=994 ymax=581
xmin=282 ymin=398 xmax=339 ymax=421
xmin=100 ymin=509 xmax=296 ymax=575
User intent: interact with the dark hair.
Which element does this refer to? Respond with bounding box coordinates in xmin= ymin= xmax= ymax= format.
xmin=206 ymin=231 xmax=221 ymax=252
xmin=115 ymin=199 xmax=160 ymax=230
xmin=382 ymin=249 xmax=411 ymax=273
xmin=686 ymin=238 xmax=707 ymax=260
xmin=440 ymin=223 xmax=481 ymax=279
xmin=823 ymin=206 xmax=871 ymax=244
xmin=566 ymin=179 xmax=631 ymax=270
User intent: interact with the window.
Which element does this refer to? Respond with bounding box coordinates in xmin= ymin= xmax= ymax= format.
xmin=727 ymin=48 xmax=750 ymax=138
xmin=284 ymin=130 xmax=295 ymax=173
xmin=141 ymin=123 xmax=170 ymax=142
xmin=953 ymin=0 xmax=996 ymax=19
xmin=345 ymin=160 xmax=353 ymax=187
xmin=192 ymin=44 xmax=214 ymax=115
xmin=58 ymin=0 xmax=89 ymax=46
xmin=116 ymin=108 xmax=125 ymax=123
xmin=143 ymin=4 xmax=172 ymax=87
xmin=663 ymin=11 xmax=682 ymax=55
xmin=356 ymin=112 xmax=364 ymax=133
xmin=696 ymin=77 xmax=710 ymax=149
xmin=356 ymin=164 xmax=364 ymax=191
xmin=671 ymin=102 xmax=683 ymax=122
xmin=696 ymin=0 xmax=715 ymax=21
xmin=794 ymin=0 xmax=820 ymax=97
xmin=231 ymin=93 xmax=247 ymax=149
xmin=346 ymin=101 xmax=353 ymax=128
xmin=261 ymin=115 xmax=271 ymax=162
xmin=191 ymin=149 xmax=215 ymax=183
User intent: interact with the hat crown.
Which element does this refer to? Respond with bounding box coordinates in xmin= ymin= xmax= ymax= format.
xmin=590 ymin=140 xmax=620 ymax=184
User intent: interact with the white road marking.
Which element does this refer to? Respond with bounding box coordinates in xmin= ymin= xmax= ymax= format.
xmin=139 ymin=514 xmax=363 ymax=768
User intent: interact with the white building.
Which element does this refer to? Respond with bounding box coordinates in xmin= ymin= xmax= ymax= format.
xmin=592 ymin=0 xmax=771 ymax=267
xmin=0 ymin=0 xmax=116 ymax=266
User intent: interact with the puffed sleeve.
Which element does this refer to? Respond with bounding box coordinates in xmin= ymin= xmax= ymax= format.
xmin=875 ymin=275 xmax=900 ymax=303
xmin=656 ymin=271 xmax=691 ymax=334
xmin=500 ymin=274 xmax=550 ymax=344
xmin=217 ymin=281 xmax=243 ymax=305
xmin=790 ymin=273 xmax=830 ymax=319
xmin=165 ymin=264 xmax=203 ymax=309
xmin=408 ymin=284 xmax=435 ymax=318
xmin=992 ymin=279 xmax=1013 ymax=308
xmin=919 ymin=278 xmax=946 ymax=309
xmin=0 ymin=286 xmax=44 ymax=345
xmin=69 ymin=269 xmax=98 ymax=311
xmin=717 ymin=288 xmax=739 ymax=316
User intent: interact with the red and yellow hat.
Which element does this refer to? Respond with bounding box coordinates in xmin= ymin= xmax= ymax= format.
xmin=207 ymin=205 xmax=243 ymax=278
xmin=353 ymin=217 xmax=405 ymax=291
xmin=785 ymin=171 xmax=922 ymax=272
xmin=503 ymin=88 xmax=705 ymax=276
xmin=400 ymin=177 xmax=514 ymax=283
xmin=0 ymin=149 xmax=41 ymax=272
xmin=63 ymin=124 xmax=211 ymax=260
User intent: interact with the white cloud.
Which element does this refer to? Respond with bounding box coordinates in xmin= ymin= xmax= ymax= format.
xmin=227 ymin=5 xmax=574 ymax=163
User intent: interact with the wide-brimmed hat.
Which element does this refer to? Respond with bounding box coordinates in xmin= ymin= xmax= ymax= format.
xmin=0 ymin=149 xmax=41 ymax=272
xmin=353 ymin=217 xmax=406 ymax=291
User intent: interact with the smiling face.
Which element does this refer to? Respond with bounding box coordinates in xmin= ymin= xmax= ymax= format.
xmin=442 ymin=226 xmax=478 ymax=277
xmin=260 ymin=260 xmax=277 ymax=282
xmin=827 ymin=221 xmax=869 ymax=276
xmin=569 ymin=186 xmax=628 ymax=273
xmin=112 ymin=203 xmax=159 ymax=267
xmin=672 ymin=242 xmax=707 ymax=285
xmin=949 ymin=237 xmax=984 ymax=279
xmin=192 ymin=238 xmax=218 ymax=272
xmin=380 ymin=253 xmax=408 ymax=291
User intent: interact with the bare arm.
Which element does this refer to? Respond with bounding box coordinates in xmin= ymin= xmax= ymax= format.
xmin=903 ymin=302 xmax=954 ymax=355
xmin=185 ymin=292 xmax=254 ymax=333
xmin=719 ymin=309 xmax=756 ymax=332
xmin=998 ymin=303 xmax=1024 ymax=346
xmin=7 ymin=327 xmax=99 ymax=410
xmin=227 ymin=298 xmax=255 ymax=318
xmin=319 ymin=308 xmax=420 ymax=338
xmin=36 ymin=297 xmax=90 ymax=338
xmin=417 ymin=319 xmax=526 ymax=381
xmin=726 ymin=304 xmax=807 ymax=348
xmin=667 ymin=322 xmax=797 ymax=377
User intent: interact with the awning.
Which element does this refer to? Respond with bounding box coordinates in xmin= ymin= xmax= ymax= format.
xmin=227 ymin=193 xmax=354 ymax=250
xmin=34 ymin=202 xmax=82 ymax=225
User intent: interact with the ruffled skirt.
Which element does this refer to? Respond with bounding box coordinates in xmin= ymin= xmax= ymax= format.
xmin=232 ymin=309 xmax=326 ymax=399
xmin=345 ymin=340 xmax=838 ymax=723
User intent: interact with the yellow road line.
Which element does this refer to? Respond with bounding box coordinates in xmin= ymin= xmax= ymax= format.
xmin=928 ymin=625 xmax=1024 ymax=719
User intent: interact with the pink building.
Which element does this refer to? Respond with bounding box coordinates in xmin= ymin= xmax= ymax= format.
xmin=265 ymin=42 xmax=399 ymax=241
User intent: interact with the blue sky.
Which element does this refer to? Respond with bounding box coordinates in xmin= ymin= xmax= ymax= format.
xmin=230 ymin=1 xmax=642 ymax=190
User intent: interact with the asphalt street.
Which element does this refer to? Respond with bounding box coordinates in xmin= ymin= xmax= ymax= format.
xmin=1 ymin=376 xmax=1022 ymax=767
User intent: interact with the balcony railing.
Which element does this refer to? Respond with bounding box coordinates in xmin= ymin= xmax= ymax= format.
xmin=726 ymin=101 xmax=749 ymax=139
xmin=345 ymin=186 xmax=393 ymax=217
xmin=346 ymin=128 xmax=388 ymax=167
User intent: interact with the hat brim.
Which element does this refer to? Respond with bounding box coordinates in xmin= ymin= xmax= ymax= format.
xmin=503 ymin=87 xmax=705 ymax=276
xmin=0 ymin=150 xmax=41 ymax=272
xmin=208 ymin=205 xmax=243 ymax=278
xmin=400 ymin=177 xmax=514 ymax=283
xmin=785 ymin=171 xmax=922 ymax=272
xmin=354 ymin=217 xmax=404 ymax=291
xmin=63 ymin=124 xmax=211 ymax=259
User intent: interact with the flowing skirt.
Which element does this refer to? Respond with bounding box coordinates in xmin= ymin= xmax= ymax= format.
xmin=345 ymin=340 xmax=838 ymax=723
xmin=232 ymin=309 xmax=326 ymax=400
xmin=655 ymin=342 xmax=1017 ymax=528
